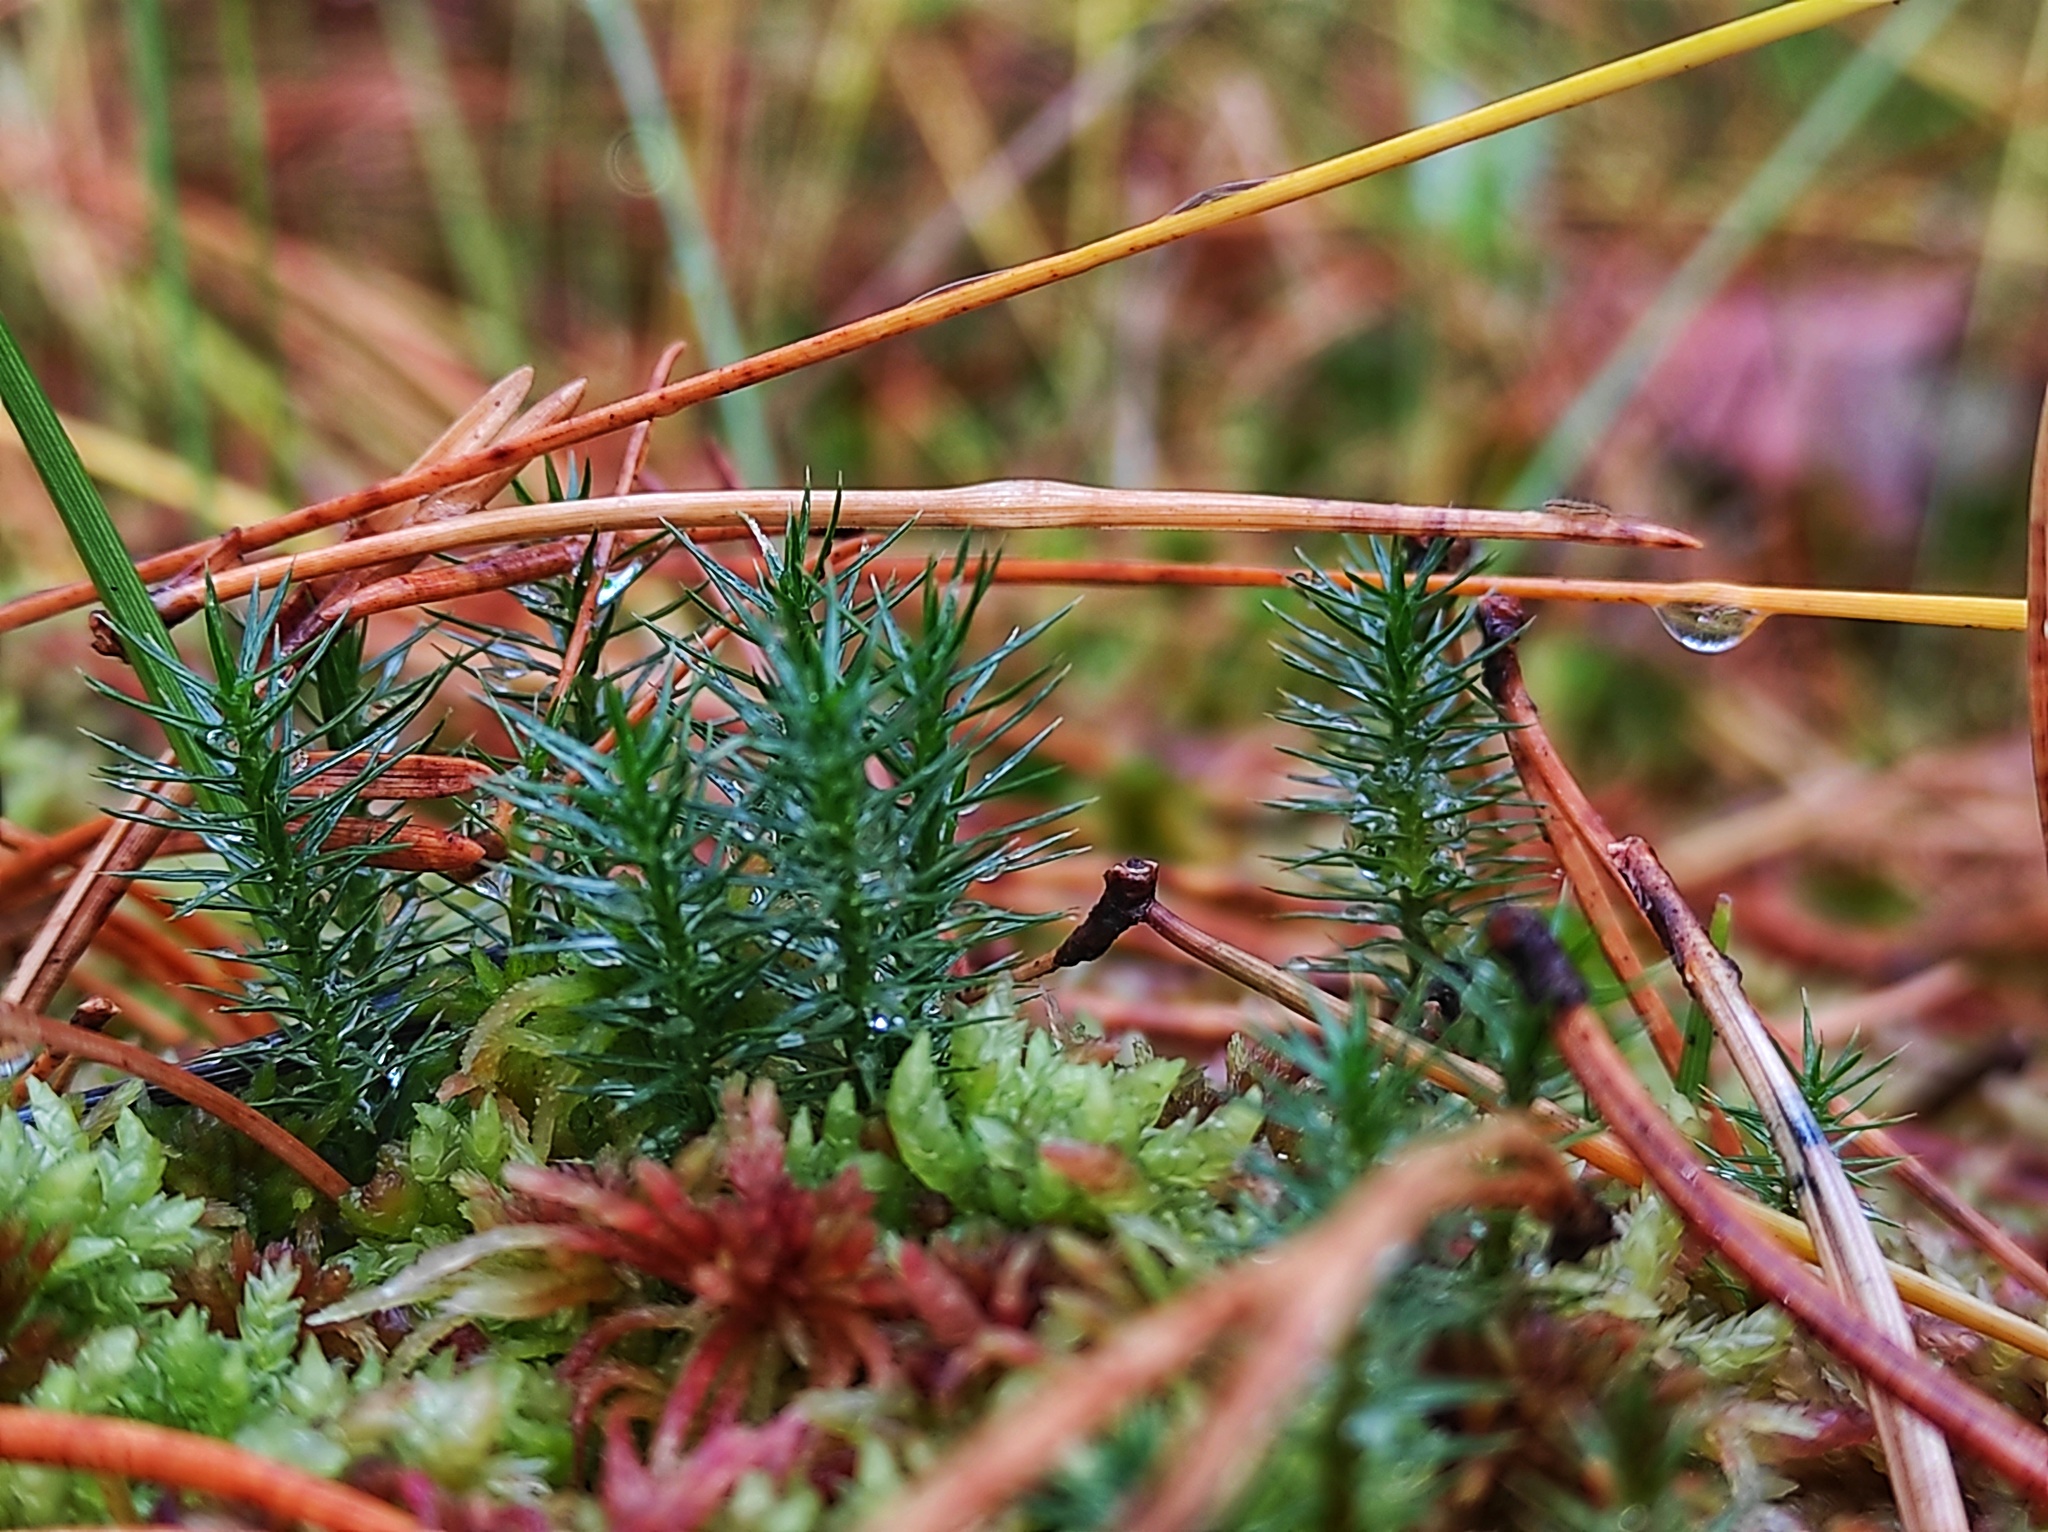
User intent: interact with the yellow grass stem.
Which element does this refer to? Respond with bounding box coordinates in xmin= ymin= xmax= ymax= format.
xmin=879 ymin=558 xmax=2024 ymax=633
xmin=121 ymin=0 xmax=1890 ymax=556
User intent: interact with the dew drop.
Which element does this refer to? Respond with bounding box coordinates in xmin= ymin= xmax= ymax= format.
xmin=1652 ymin=601 xmax=1763 ymax=655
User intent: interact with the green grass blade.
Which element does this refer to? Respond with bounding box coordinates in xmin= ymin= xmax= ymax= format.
xmin=582 ymin=0 xmax=776 ymax=486
xmin=122 ymin=0 xmax=214 ymax=501
xmin=0 ymin=307 xmax=209 ymax=775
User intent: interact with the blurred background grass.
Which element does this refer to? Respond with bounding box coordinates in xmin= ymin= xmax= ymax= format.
xmin=3 ymin=0 xmax=2047 ymax=1053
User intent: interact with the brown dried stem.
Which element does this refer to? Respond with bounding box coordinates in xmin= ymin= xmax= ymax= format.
xmin=1481 ymin=596 xmax=2048 ymax=1301
xmin=1011 ymin=857 xmax=1159 ymax=982
xmin=1610 ymin=841 xmax=1965 ymax=1532
xmin=1126 ymin=894 xmax=2048 ymax=1362
xmin=0 ymin=1407 xmax=416 ymax=1532
xmin=120 ymin=485 xmax=1695 ymax=629
xmin=2 ymin=775 xmax=187 ymax=1017
xmin=1476 ymin=596 xmax=1693 ymax=1081
xmin=0 ymin=998 xmax=350 ymax=1201
xmin=844 ymin=556 xmax=2025 ymax=633
xmin=1487 ymin=905 xmax=2048 ymax=1506
xmin=549 ymin=340 xmax=689 ymax=713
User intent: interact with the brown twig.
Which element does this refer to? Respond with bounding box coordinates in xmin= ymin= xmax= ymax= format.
xmin=838 ymin=556 xmax=2025 ymax=633
xmin=1011 ymin=857 xmax=1159 ymax=982
xmin=0 ymin=998 xmax=350 ymax=1200
xmin=0 ymin=1407 xmax=417 ymax=1532
xmin=1487 ymin=905 xmax=2048 ymax=1507
xmin=549 ymin=340 xmax=690 ymax=714
xmin=1610 ymin=841 xmax=1965 ymax=1532
xmin=1481 ymin=596 xmax=2048 ymax=1302
xmin=1122 ymin=892 xmax=2048 ymax=1360
xmin=125 ymin=486 xmax=1696 ymax=628
xmin=2 ymin=776 xmax=188 ymax=1017
xmin=864 ymin=1120 xmax=1572 ymax=1532
xmin=1475 ymin=597 xmax=1696 ymax=1083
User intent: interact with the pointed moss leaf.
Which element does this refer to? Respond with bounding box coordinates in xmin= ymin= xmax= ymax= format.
xmin=885 ymin=1030 xmax=979 ymax=1204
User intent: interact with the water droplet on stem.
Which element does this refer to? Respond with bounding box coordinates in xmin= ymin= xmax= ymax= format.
xmin=1652 ymin=601 xmax=1763 ymax=654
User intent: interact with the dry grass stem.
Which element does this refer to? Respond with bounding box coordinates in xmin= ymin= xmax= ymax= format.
xmin=1481 ymin=598 xmax=2048 ymax=1299
xmin=1612 ymin=842 xmax=1967 ymax=1532
xmin=857 ymin=557 xmax=2024 ymax=632
xmin=115 ymin=484 xmax=1698 ymax=628
xmin=2 ymin=773 xmax=188 ymax=1017
xmin=1488 ymin=907 xmax=2048 ymax=1505
xmin=0 ymin=1407 xmax=417 ymax=1532
xmin=0 ymin=998 xmax=350 ymax=1200
xmin=550 ymin=340 xmax=690 ymax=711
xmin=1124 ymin=895 xmax=2048 ymax=1360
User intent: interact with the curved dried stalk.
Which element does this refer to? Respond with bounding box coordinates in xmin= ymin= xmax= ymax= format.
xmin=1480 ymin=595 xmax=2048 ymax=1301
xmin=1487 ymin=907 xmax=2048 ymax=1505
xmin=124 ymin=485 xmax=1695 ymax=628
xmin=0 ymin=1406 xmax=417 ymax=1532
xmin=863 ymin=1120 xmax=1571 ymax=1532
xmin=2 ymin=773 xmax=188 ymax=1018
xmin=550 ymin=340 xmax=690 ymax=712
xmin=1474 ymin=600 xmax=1696 ymax=1082
xmin=1612 ymin=842 xmax=1965 ymax=1532
xmin=855 ymin=556 xmax=2024 ymax=632
xmin=0 ymin=0 xmax=1893 ymax=637
xmin=1083 ymin=888 xmax=2048 ymax=1363
xmin=0 ymin=998 xmax=351 ymax=1200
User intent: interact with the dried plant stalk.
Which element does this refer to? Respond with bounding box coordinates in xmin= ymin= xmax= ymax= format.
xmin=1488 ymin=906 xmax=2048 ymax=1505
xmin=549 ymin=339 xmax=689 ymax=710
xmin=854 ymin=556 xmax=2024 ymax=632
xmin=1480 ymin=596 xmax=2048 ymax=1300
xmin=134 ymin=484 xmax=1696 ymax=626
xmin=2 ymin=773 xmax=188 ymax=1017
xmin=0 ymin=997 xmax=350 ymax=1200
xmin=1612 ymin=841 xmax=1966 ymax=1532
xmin=0 ymin=1406 xmax=416 ymax=1532
xmin=1101 ymin=891 xmax=2048 ymax=1362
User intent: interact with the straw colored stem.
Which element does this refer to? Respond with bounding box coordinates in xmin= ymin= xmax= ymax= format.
xmin=0 ymin=1407 xmax=415 ymax=1532
xmin=97 ymin=0 xmax=1880 ymax=565
xmin=117 ymin=484 xmax=1694 ymax=625
xmin=1125 ymin=897 xmax=2048 ymax=1363
xmin=1611 ymin=842 xmax=1966 ymax=1532
xmin=0 ymin=999 xmax=350 ymax=1200
xmin=858 ymin=557 xmax=2023 ymax=632
xmin=1490 ymin=915 xmax=2048 ymax=1503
